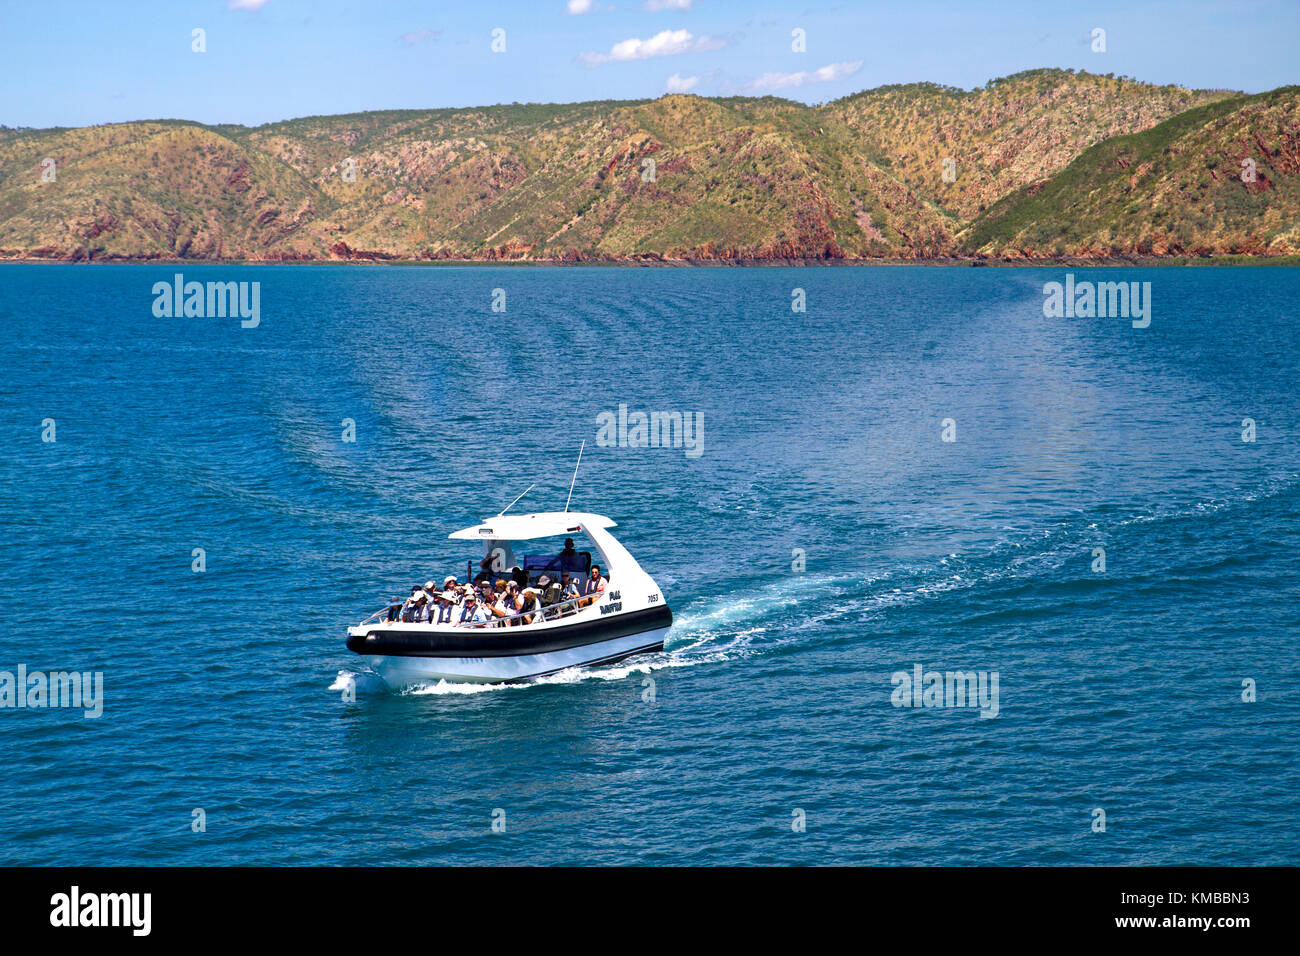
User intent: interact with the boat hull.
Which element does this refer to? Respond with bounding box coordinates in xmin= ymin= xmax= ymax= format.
xmin=367 ymin=625 xmax=670 ymax=686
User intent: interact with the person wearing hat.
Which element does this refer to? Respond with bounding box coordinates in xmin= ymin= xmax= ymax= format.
xmin=420 ymin=580 xmax=439 ymax=616
xmin=402 ymin=590 xmax=430 ymax=623
xmin=537 ymin=574 xmax=562 ymax=609
xmin=443 ymin=574 xmax=459 ymax=591
xmin=461 ymin=584 xmax=480 ymax=615
xmin=398 ymin=585 xmax=423 ymax=621
xmin=429 ymin=589 xmax=456 ymax=625
xmin=456 ymin=590 xmax=491 ymax=627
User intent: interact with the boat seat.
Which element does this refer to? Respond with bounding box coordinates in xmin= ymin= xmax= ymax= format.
xmin=522 ymin=552 xmax=591 ymax=580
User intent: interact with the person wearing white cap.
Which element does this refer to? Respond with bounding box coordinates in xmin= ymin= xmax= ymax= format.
xmin=456 ymin=590 xmax=491 ymax=627
xmin=430 ymin=589 xmax=456 ymax=625
xmin=401 ymin=590 xmax=429 ymax=623
xmin=398 ymin=585 xmax=423 ymax=621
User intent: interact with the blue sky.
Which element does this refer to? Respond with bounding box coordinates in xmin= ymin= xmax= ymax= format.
xmin=2 ymin=0 xmax=1296 ymax=128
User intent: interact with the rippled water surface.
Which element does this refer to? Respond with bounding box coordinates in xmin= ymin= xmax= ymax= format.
xmin=1 ymin=264 xmax=1296 ymax=865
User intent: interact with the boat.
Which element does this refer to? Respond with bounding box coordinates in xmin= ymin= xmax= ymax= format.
xmin=345 ymin=510 xmax=673 ymax=686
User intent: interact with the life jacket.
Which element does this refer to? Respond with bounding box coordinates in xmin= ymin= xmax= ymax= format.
xmin=433 ymin=603 xmax=453 ymax=625
xmin=581 ymin=576 xmax=604 ymax=596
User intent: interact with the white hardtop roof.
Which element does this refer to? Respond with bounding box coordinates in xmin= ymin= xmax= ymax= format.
xmin=448 ymin=511 xmax=616 ymax=541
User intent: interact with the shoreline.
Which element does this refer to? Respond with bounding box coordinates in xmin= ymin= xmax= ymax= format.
xmin=2 ymin=254 xmax=1298 ymax=268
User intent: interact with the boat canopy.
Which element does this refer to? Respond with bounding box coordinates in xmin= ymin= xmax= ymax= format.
xmin=448 ymin=511 xmax=617 ymax=541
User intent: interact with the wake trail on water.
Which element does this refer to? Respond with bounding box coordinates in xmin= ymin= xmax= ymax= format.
xmin=329 ymin=473 xmax=1298 ymax=698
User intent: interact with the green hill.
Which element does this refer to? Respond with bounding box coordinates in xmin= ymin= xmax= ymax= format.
xmin=0 ymin=69 xmax=1293 ymax=262
xmin=961 ymin=86 xmax=1300 ymax=257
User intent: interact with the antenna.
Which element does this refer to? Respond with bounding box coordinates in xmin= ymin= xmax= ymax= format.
xmin=564 ymin=440 xmax=584 ymax=513
xmin=498 ymin=482 xmax=535 ymax=516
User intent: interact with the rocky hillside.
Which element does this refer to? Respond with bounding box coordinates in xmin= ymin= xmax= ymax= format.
xmin=962 ymin=86 xmax=1300 ymax=257
xmin=0 ymin=69 xmax=1294 ymax=262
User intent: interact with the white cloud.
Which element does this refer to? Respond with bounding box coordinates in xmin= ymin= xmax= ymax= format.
xmin=567 ymin=0 xmax=594 ymax=13
xmin=228 ymin=0 xmax=273 ymax=10
xmin=646 ymin=0 xmax=693 ymax=10
xmin=579 ymin=29 xmax=724 ymax=66
xmin=664 ymin=73 xmax=699 ymax=93
xmin=748 ymin=60 xmax=863 ymax=92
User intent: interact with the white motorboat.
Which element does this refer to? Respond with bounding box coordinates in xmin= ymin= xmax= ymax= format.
xmin=345 ymin=510 xmax=673 ymax=686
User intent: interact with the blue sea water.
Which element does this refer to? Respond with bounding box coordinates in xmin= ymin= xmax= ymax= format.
xmin=0 ymin=263 xmax=1296 ymax=866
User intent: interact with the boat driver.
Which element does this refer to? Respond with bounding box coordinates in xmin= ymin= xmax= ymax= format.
xmin=555 ymin=538 xmax=579 ymax=572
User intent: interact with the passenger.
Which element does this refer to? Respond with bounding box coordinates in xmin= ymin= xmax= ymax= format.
xmin=427 ymin=590 xmax=454 ymax=625
xmin=398 ymin=585 xmax=423 ymax=620
xmin=537 ymin=574 xmax=562 ymax=609
xmin=474 ymin=554 xmax=496 ymax=584
xmin=419 ymin=581 xmax=439 ymax=617
xmin=518 ymin=588 xmax=542 ymax=625
xmin=485 ymin=596 xmax=509 ymax=623
xmin=385 ymin=595 xmax=403 ymax=622
xmin=578 ymin=564 xmax=608 ymax=607
xmin=557 ymin=538 xmax=578 ymax=569
xmin=443 ymin=574 xmax=459 ymax=592
xmin=402 ymin=590 xmax=429 ymax=623
xmin=510 ymin=565 xmax=529 ymax=591
xmin=557 ymin=572 xmax=581 ymax=616
xmin=456 ymin=590 xmax=491 ymax=627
